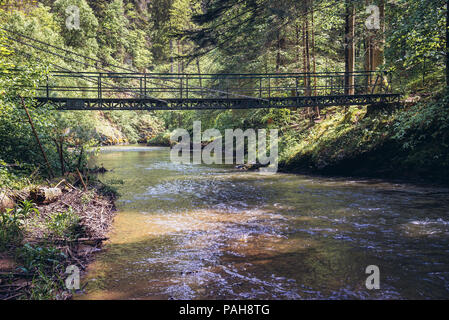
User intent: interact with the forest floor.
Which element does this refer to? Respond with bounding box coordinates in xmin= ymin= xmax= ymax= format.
xmin=0 ymin=181 xmax=116 ymax=300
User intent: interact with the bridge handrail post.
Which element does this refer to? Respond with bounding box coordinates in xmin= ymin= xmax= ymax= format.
xmin=179 ymin=75 xmax=183 ymax=99
xmin=295 ymin=77 xmax=299 ymax=96
xmin=387 ymin=71 xmax=393 ymax=93
xmin=140 ymin=77 xmax=143 ymax=97
xmin=268 ymin=76 xmax=271 ymax=98
xmin=186 ymin=74 xmax=189 ymax=99
xmin=98 ymin=72 xmax=102 ymax=100
xmin=330 ymin=76 xmax=333 ymax=95
xmin=144 ymin=72 xmax=147 ymax=97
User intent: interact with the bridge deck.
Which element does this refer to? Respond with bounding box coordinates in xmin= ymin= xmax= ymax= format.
xmin=36 ymin=94 xmax=400 ymax=110
xmin=5 ymin=70 xmax=400 ymax=110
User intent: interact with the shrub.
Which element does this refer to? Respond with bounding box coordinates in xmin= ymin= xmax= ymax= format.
xmin=46 ymin=208 xmax=81 ymax=239
xmin=0 ymin=200 xmax=38 ymax=250
xmin=16 ymin=243 xmax=66 ymax=274
xmin=147 ymin=132 xmax=172 ymax=146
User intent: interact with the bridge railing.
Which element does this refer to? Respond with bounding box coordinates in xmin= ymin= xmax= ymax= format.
xmin=3 ymin=70 xmax=394 ymax=101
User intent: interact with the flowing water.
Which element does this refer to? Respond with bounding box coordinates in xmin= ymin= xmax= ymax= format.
xmin=78 ymin=145 xmax=449 ymax=300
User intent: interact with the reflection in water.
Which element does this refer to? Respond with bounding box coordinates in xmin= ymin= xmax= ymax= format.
xmin=78 ymin=145 xmax=449 ymax=300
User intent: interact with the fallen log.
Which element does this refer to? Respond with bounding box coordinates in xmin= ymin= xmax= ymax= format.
xmin=0 ymin=272 xmax=34 ymax=278
xmin=30 ymin=187 xmax=62 ymax=204
xmin=28 ymin=237 xmax=108 ymax=245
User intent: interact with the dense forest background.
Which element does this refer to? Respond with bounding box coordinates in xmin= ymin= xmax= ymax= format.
xmin=0 ymin=0 xmax=448 ymax=186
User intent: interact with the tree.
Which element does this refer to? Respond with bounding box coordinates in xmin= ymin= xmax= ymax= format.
xmin=446 ymin=1 xmax=449 ymax=92
xmin=98 ymin=0 xmax=130 ymax=65
xmin=53 ymin=0 xmax=99 ymax=50
xmin=364 ymin=0 xmax=385 ymax=91
xmin=344 ymin=0 xmax=355 ymax=95
xmin=386 ymin=0 xmax=446 ymax=91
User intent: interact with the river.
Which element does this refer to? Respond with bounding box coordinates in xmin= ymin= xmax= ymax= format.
xmin=77 ymin=145 xmax=449 ymax=299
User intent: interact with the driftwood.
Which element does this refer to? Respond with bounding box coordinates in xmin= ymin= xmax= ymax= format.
xmin=54 ymin=179 xmax=77 ymax=191
xmin=28 ymin=237 xmax=108 ymax=244
xmin=76 ymin=169 xmax=87 ymax=191
xmin=0 ymin=192 xmax=15 ymax=211
xmin=30 ymin=187 xmax=62 ymax=204
xmin=0 ymin=272 xmax=34 ymax=278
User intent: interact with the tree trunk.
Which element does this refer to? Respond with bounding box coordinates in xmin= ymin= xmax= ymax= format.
xmin=311 ymin=1 xmax=320 ymax=118
xmin=196 ymin=57 xmax=203 ymax=98
xmin=177 ymin=40 xmax=181 ymax=74
xmin=276 ymin=31 xmax=281 ymax=72
xmin=446 ymin=0 xmax=449 ymax=89
xmin=295 ymin=23 xmax=301 ymax=70
xmin=365 ymin=0 xmax=385 ymax=91
xmin=344 ymin=0 xmax=356 ymax=95
xmin=170 ymin=40 xmax=174 ymax=73
xmin=373 ymin=0 xmax=385 ymax=71
xmin=54 ymin=138 xmax=65 ymax=176
xmin=21 ymin=97 xmax=54 ymax=178
xmin=302 ymin=7 xmax=312 ymax=117
xmin=302 ymin=3 xmax=311 ymax=91
xmin=77 ymin=146 xmax=84 ymax=171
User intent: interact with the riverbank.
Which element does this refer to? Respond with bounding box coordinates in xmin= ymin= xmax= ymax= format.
xmin=0 ymin=180 xmax=116 ymax=300
xmin=279 ymin=93 xmax=449 ymax=187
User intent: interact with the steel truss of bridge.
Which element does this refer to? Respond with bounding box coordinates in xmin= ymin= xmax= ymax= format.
xmin=8 ymin=70 xmax=400 ymax=110
xmin=35 ymin=94 xmax=400 ymax=111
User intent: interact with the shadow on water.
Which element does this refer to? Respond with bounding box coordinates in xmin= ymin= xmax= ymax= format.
xmin=78 ymin=145 xmax=449 ymax=300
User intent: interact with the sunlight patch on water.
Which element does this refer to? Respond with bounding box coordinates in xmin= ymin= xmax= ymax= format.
xmin=401 ymin=218 xmax=449 ymax=237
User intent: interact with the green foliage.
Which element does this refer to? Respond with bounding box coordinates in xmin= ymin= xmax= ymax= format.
xmin=99 ymin=111 xmax=165 ymax=144
xmin=46 ymin=207 xmax=81 ymax=239
xmin=280 ymin=92 xmax=449 ymax=183
xmin=0 ymin=200 xmax=38 ymax=250
xmin=13 ymin=243 xmax=67 ymax=299
xmin=147 ymin=131 xmax=172 ymax=146
xmin=0 ymin=208 xmax=24 ymax=250
xmin=386 ymin=0 xmax=446 ymax=91
xmin=80 ymin=190 xmax=95 ymax=204
xmin=53 ymin=0 xmax=99 ymax=50
xmin=97 ymin=183 xmax=120 ymax=198
xmin=16 ymin=243 xmax=66 ymax=274
xmin=0 ymin=0 xmax=447 ymax=188
xmin=0 ymin=161 xmax=33 ymax=189
xmin=28 ymin=269 xmax=63 ymax=300
xmin=392 ymin=94 xmax=449 ymax=153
